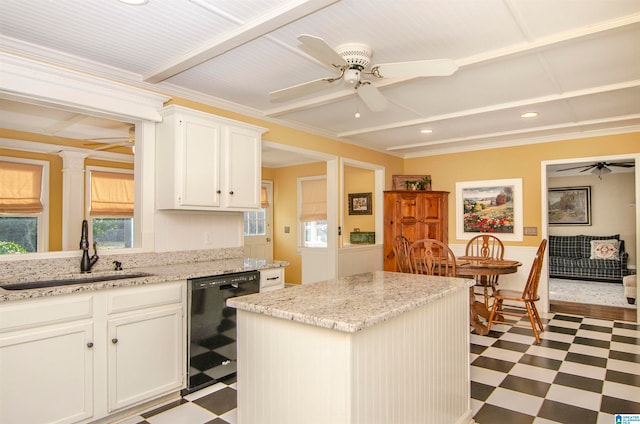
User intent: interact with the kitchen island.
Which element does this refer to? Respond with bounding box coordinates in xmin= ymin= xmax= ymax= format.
xmin=227 ymin=271 xmax=475 ymax=424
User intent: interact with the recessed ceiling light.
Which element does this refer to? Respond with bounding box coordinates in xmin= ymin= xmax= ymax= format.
xmin=520 ymin=112 xmax=538 ymax=119
xmin=420 ymin=129 xmax=433 ymax=134
xmin=119 ymin=0 xmax=149 ymax=5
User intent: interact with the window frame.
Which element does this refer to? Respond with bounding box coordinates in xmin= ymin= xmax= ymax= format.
xmin=0 ymin=156 xmax=49 ymax=253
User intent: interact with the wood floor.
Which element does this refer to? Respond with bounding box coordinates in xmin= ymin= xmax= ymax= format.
xmin=550 ymin=299 xmax=637 ymax=322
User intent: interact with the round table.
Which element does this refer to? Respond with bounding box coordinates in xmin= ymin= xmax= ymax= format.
xmin=456 ymin=256 xmax=522 ymax=335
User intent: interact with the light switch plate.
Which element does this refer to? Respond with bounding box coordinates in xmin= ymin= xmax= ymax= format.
xmin=523 ymin=226 xmax=538 ymax=236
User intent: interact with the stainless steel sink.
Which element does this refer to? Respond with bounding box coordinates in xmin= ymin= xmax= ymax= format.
xmin=0 ymin=273 xmax=153 ymax=291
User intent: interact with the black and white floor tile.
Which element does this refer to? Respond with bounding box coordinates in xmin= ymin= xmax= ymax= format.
xmin=471 ymin=311 xmax=640 ymax=423
xmin=123 ymin=312 xmax=639 ymax=424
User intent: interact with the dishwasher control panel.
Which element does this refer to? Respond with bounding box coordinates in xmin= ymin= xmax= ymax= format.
xmin=190 ymin=271 xmax=259 ymax=290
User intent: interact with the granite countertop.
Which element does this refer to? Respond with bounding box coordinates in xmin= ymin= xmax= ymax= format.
xmin=0 ymin=258 xmax=288 ymax=302
xmin=227 ymin=271 xmax=474 ymax=333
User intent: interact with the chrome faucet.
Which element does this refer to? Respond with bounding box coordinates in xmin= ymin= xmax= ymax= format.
xmin=80 ymin=219 xmax=99 ymax=272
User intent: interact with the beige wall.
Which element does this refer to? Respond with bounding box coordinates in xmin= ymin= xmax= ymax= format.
xmin=404 ymin=133 xmax=639 ymax=249
xmin=549 ymin=172 xmax=636 ymax=266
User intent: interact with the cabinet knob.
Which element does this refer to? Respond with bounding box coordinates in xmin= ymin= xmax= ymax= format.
xmin=229 ymin=191 xmax=234 ymax=195
xmin=216 ymin=190 xmax=221 ymax=194
xmin=111 ymin=338 xmax=118 ymax=344
xmin=87 ymin=342 xmax=94 ymax=348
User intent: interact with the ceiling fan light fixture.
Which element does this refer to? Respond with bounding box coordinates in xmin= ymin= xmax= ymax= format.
xmin=592 ymin=166 xmax=612 ymax=179
xmin=345 ymin=68 xmax=361 ymax=84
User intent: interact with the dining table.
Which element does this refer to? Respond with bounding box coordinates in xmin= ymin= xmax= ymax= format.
xmin=456 ymin=256 xmax=523 ymax=335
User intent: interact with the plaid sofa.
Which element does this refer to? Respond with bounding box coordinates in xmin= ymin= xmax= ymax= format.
xmin=549 ymin=235 xmax=629 ymax=282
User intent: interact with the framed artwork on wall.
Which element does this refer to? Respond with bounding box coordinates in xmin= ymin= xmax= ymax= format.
xmin=548 ymin=186 xmax=592 ymax=225
xmin=348 ymin=192 xmax=372 ymax=215
xmin=456 ymin=178 xmax=523 ymax=241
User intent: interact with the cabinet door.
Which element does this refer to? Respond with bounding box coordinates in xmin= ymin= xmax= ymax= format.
xmin=224 ymin=124 xmax=261 ymax=209
xmin=417 ymin=193 xmax=447 ymax=242
xmin=179 ymin=115 xmax=222 ymax=208
xmin=384 ymin=192 xmax=420 ymax=271
xmin=0 ymin=322 xmax=94 ymax=424
xmin=107 ymin=305 xmax=183 ymax=412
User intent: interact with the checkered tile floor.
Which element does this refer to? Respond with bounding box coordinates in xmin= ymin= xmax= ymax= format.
xmin=123 ymin=312 xmax=639 ymax=424
xmin=471 ymin=311 xmax=640 ymax=423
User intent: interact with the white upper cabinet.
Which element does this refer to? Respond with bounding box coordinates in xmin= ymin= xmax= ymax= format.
xmin=156 ymin=105 xmax=266 ymax=211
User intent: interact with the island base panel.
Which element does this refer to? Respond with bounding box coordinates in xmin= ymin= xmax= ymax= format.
xmin=235 ymin=288 xmax=472 ymax=424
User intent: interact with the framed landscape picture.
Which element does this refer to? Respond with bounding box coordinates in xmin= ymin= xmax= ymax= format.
xmin=548 ymin=186 xmax=591 ymax=225
xmin=456 ymin=178 xmax=523 ymax=241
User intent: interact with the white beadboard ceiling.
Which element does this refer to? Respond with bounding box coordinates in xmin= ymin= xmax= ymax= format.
xmin=0 ymin=0 xmax=639 ymax=165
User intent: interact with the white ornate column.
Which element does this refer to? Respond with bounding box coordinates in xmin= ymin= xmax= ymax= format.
xmin=58 ymin=150 xmax=88 ymax=251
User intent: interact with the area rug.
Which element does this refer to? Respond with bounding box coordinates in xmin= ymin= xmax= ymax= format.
xmin=549 ymin=278 xmax=636 ymax=309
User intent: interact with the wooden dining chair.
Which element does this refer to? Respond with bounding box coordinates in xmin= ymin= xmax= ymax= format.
xmin=409 ymin=239 xmax=457 ymax=277
xmin=486 ymin=239 xmax=547 ymax=344
xmin=392 ymin=235 xmax=413 ymax=273
xmin=465 ymin=234 xmax=505 ymax=307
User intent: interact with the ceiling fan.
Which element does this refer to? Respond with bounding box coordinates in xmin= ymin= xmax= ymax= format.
xmin=269 ymin=34 xmax=458 ymax=112
xmin=557 ymin=161 xmax=635 ymax=179
xmin=84 ymin=126 xmax=135 ymax=152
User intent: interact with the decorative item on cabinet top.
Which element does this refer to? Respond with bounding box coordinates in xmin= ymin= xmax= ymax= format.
xmin=392 ymin=175 xmax=432 ymax=191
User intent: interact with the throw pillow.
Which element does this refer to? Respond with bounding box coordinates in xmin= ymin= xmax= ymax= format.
xmin=590 ymin=239 xmax=620 ymax=260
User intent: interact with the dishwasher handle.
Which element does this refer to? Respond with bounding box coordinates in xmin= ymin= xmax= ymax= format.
xmin=219 ymin=283 xmax=239 ymax=290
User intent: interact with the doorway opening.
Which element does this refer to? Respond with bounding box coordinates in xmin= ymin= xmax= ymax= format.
xmin=542 ymin=154 xmax=638 ymax=322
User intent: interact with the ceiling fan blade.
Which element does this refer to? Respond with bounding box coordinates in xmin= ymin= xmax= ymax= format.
xmin=297 ymin=34 xmax=347 ymax=68
xmin=269 ymin=77 xmax=334 ymax=102
xmin=372 ymin=58 xmax=458 ymax=79
xmin=557 ymin=164 xmax=591 ymax=172
xmin=608 ymin=162 xmax=635 ymax=168
xmin=357 ymin=82 xmax=388 ymax=112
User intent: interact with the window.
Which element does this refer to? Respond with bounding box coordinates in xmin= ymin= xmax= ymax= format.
xmin=299 ymin=177 xmax=327 ymax=248
xmin=87 ymin=168 xmax=134 ymax=249
xmin=244 ymin=185 xmax=270 ymax=236
xmin=0 ymin=158 xmax=48 ymax=254
xmin=244 ymin=209 xmax=266 ymax=236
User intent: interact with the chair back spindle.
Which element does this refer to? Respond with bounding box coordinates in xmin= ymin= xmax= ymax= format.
xmin=465 ymin=234 xmax=505 ymax=307
xmin=392 ymin=235 xmax=413 ymax=273
xmin=409 ymin=239 xmax=457 ymax=277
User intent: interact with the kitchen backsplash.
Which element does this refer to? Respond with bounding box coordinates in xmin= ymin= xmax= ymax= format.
xmin=0 ymin=247 xmax=244 ymax=283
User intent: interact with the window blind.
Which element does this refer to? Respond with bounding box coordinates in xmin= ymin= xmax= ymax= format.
xmin=300 ymin=178 xmax=326 ymax=221
xmin=90 ymin=171 xmax=134 ymax=216
xmin=0 ymin=160 xmax=44 ymax=213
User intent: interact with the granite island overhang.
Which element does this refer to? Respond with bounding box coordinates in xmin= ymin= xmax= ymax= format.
xmin=227 ymin=270 xmax=475 ymax=424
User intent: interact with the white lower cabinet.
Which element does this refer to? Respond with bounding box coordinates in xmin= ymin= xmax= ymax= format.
xmin=107 ymin=304 xmax=183 ymax=412
xmin=0 ymin=321 xmax=94 ymax=424
xmin=0 ymin=281 xmax=186 ymax=424
xmin=260 ymin=267 xmax=285 ymax=292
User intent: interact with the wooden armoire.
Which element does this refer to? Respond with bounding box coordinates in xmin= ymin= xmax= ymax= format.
xmin=383 ymin=190 xmax=449 ymax=271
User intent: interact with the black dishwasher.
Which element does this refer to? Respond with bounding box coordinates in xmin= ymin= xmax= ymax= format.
xmin=184 ymin=270 xmax=259 ymax=394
